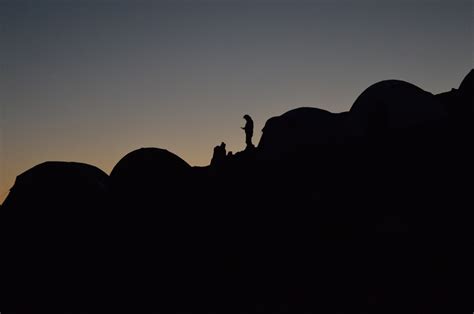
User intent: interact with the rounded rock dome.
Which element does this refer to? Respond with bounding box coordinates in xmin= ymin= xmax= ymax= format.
xmin=110 ymin=147 xmax=191 ymax=194
xmin=2 ymin=161 xmax=109 ymax=209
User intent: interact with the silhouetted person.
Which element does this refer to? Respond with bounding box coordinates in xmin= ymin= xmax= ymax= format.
xmin=242 ymin=114 xmax=254 ymax=149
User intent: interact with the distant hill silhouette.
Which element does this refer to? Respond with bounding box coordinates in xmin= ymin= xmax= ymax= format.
xmin=2 ymin=69 xmax=472 ymax=312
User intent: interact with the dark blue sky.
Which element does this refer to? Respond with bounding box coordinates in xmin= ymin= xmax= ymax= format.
xmin=1 ymin=0 xmax=472 ymax=202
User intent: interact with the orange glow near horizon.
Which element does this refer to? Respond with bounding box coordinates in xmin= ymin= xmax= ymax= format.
xmin=1 ymin=0 xmax=472 ymax=204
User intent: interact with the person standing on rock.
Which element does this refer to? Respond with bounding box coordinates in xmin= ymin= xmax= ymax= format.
xmin=242 ymin=114 xmax=254 ymax=149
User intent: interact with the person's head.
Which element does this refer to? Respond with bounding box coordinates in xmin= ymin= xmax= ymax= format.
xmin=243 ymin=114 xmax=251 ymax=121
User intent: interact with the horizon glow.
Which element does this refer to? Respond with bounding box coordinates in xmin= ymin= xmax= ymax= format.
xmin=1 ymin=0 xmax=472 ymax=203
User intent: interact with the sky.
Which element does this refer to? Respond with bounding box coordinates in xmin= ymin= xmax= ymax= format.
xmin=1 ymin=0 xmax=472 ymax=203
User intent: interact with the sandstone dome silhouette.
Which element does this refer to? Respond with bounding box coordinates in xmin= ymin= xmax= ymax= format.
xmin=258 ymin=107 xmax=349 ymax=157
xmin=2 ymin=161 xmax=109 ymax=209
xmin=110 ymin=147 xmax=191 ymax=195
xmin=458 ymin=69 xmax=473 ymax=112
xmin=350 ymin=80 xmax=447 ymax=135
xmin=459 ymin=69 xmax=473 ymax=93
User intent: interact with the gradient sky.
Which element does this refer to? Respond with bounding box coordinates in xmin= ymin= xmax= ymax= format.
xmin=1 ymin=0 xmax=472 ymax=203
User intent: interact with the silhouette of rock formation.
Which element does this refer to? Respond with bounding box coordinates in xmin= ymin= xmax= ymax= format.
xmin=436 ymin=69 xmax=473 ymax=119
xmin=2 ymin=161 xmax=109 ymax=210
xmin=2 ymin=69 xmax=472 ymax=312
xmin=2 ymin=162 xmax=110 ymax=307
xmin=211 ymin=142 xmax=227 ymax=167
xmin=458 ymin=68 xmax=473 ymax=109
xmin=258 ymin=107 xmax=352 ymax=159
xmin=350 ymin=79 xmax=449 ymax=144
xmin=110 ymin=147 xmax=191 ymax=198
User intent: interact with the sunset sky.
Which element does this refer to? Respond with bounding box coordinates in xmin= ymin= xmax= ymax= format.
xmin=1 ymin=0 xmax=472 ymax=203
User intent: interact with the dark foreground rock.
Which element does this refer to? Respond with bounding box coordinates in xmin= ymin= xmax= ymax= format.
xmin=2 ymin=70 xmax=472 ymax=312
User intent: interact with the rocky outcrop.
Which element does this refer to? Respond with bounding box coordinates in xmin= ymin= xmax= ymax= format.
xmin=2 ymin=69 xmax=472 ymax=311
